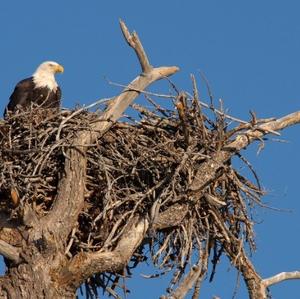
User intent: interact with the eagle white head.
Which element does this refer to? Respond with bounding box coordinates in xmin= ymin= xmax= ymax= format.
xmin=33 ymin=61 xmax=64 ymax=91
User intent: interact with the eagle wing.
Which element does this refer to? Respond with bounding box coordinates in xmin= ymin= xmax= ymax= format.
xmin=4 ymin=77 xmax=34 ymax=116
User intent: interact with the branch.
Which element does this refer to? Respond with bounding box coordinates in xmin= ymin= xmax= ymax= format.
xmin=161 ymin=245 xmax=209 ymax=299
xmin=228 ymin=111 xmax=300 ymax=151
xmin=168 ymin=265 xmax=201 ymax=299
xmin=58 ymin=217 xmax=148 ymax=288
xmin=153 ymin=203 xmax=189 ymax=230
xmin=152 ymin=111 xmax=300 ymax=298
xmin=263 ymin=271 xmax=300 ymax=287
xmin=39 ymin=21 xmax=179 ymax=241
xmin=224 ymin=244 xmax=265 ymax=299
xmin=0 ymin=240 xmax=20 ymax=264
xmin=83 ymin=65 xmax=178 ymax=145
xmin=119 ymin=19 xmax=152 ymax=73
xmin=190 ymin=111 xmax=300 ymax=193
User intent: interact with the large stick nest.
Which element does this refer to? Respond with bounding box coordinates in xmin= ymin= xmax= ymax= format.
xmin=0 ymin=92 xmax=263 ymax=295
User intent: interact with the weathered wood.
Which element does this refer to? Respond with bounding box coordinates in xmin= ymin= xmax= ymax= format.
xmin=59 ymin=217 xmax=148 ymax=288
xmin=0 ymin=240 xmax=20 ymax=264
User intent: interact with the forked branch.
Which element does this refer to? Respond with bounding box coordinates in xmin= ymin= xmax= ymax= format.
xmin=59 ymin=218 xmax=148 ymax=288
xmin=120 ymin=19 xmax=152 ymax=73
xmin=41 ymin=19 xmax=178 ymax=265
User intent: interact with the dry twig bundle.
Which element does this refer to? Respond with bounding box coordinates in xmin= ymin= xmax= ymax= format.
xmin=0 ymin=90 xmax=263 ymax=296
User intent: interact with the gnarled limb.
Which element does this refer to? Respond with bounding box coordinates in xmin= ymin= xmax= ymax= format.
xmin=58 ymin=217 xmax=148 ymax=289
xmin=40 ymin=20 xmax=179 ymax=242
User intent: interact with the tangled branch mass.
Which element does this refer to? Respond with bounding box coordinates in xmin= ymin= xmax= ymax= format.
xmin=0 ymin=89 xmax=262 ymax=294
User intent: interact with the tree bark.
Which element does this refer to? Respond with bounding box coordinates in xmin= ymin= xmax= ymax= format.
xmin=0 ymin=263 xmax=75 ymax=299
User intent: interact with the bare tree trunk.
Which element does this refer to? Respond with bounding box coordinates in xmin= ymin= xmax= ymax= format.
xmin=0 ymin=263 xmax=74 ymax=299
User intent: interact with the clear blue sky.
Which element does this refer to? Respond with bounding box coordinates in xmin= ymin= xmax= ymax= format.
xmin=0 ymin=1 xmax=299 ymax=298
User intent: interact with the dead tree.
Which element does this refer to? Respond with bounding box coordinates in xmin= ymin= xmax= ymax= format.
xmin=0 ymin=20 xmax=299 ymax=299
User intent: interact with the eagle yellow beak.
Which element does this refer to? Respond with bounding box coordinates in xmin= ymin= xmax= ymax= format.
xmin=55 ymin=64 xmax=64 ymax=73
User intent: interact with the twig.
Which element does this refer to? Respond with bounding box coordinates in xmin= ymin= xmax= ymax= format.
xmin=119 ymin=19 xmax=152 ymax=73
xmin=106 ymin=79 xmax=176 ymax=99
xmin=56 ymin=97 xmax=112 ymax=141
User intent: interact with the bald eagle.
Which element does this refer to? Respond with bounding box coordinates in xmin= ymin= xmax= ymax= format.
xmin=4 ymin=61 xmax=64 ymax=117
